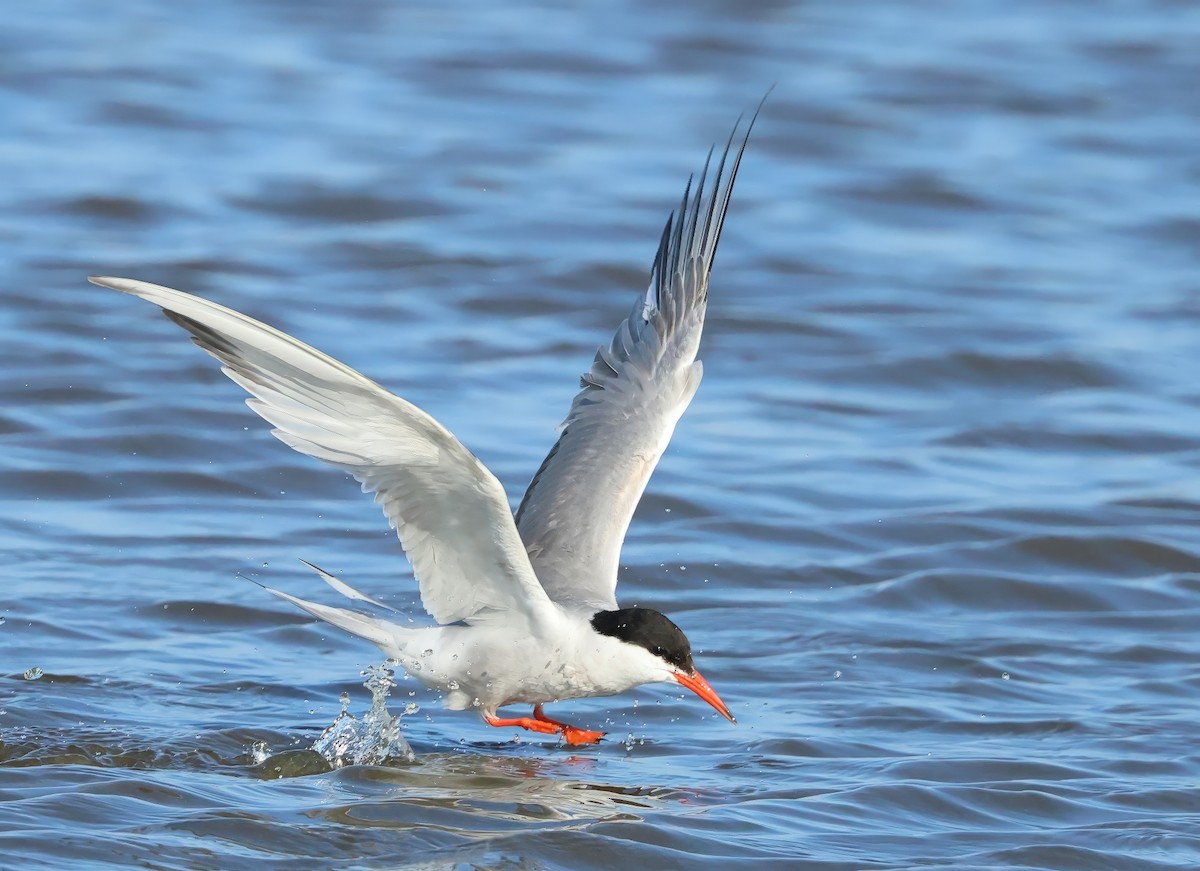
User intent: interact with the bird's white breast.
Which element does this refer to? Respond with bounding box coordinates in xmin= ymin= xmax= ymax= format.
xmin=390 ymin=615 xmax=653 ymax=715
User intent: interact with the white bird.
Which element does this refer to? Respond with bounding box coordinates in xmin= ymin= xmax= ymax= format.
xmin=94 ymin=102 xmax=762 ymax=745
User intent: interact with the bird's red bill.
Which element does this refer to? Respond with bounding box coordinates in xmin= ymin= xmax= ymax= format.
xmin=675 ymin=669 xmax=735 ymax=722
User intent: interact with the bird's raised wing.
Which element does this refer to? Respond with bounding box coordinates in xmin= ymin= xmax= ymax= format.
xmin=93 ymin=276 xmax=555 ymax=628
xmin=514 ymin=104 xmax=762 ymax=612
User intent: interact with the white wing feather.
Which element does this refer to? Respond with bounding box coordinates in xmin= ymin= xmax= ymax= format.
xmin=92 ymin=276 xmax=555 ymax=629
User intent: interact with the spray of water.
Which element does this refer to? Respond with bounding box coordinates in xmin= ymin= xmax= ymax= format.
xmin=311 ymin=661 xmax=416 ymax=765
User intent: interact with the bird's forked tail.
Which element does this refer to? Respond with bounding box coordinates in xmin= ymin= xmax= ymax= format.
xmin=258 ymin=561 xmax=406 ymax=660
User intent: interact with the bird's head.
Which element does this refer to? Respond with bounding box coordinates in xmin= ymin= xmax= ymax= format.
xmin=590 ymin=607 xmax=734 ymax=722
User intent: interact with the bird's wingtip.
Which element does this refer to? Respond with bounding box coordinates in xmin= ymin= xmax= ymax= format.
xmin=235 ymin=571 xmax=273 ymax=593
xmin=88 ymin=275 xmax=140 ymax=294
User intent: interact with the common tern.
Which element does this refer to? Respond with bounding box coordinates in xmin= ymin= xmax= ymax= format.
xmin=94 ymin=102 xmax=761 ymax=745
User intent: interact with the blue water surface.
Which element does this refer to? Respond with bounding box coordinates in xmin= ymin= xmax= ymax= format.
xmin=4 ymin=1 xmax=1200 ymax=868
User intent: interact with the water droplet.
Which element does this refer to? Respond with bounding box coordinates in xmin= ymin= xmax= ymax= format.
xmin=834 ymin=670 xmax=842 ymax=679
xmin=262 ymin=562 xmax=269 ymax=568
xmin=23 ymin=667 xmax=43 ymax=681
xmin=471 ymin=698 xmax=481 ymax=707
xmin=451 ymin=654 xmax=459 ymax=661
xmin=1001 ymin=672 xmax=1010 ymax=680
xmin=339 ymin=691 xmax=350 ymax=711
xmin=421 ymin=649 xmax=433 ymax=658
xmin=403 ymin=702 xmax=420 ymax=716
xmin=411 ymin=662 xmax=422 ymax=672
xmin=447 ymin=680 xmax=459 ymax=690
xmin=250 ymin=740 xmax=270 ymax=764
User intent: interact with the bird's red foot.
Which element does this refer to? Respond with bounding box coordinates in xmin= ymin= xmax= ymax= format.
xmin=559 ymin=725 xmax=605 ymax=745
xmin=483 ymin=706 xmax=606 ymax=745
xmin=533 ymin=704 xmax=605 ymax=745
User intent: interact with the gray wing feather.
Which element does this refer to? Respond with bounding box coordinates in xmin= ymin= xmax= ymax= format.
xmin=515 ymin=101 xmax=764 ymax=612
xmin=92 ymin=276 xmax=555 ymax=629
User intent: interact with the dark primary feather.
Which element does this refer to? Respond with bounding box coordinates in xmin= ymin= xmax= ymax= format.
xmin=648 ymin=93 xmax=766 ymax=315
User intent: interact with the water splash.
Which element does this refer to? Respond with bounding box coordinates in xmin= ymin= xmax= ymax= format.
xmin=311 ymin=662 xmax=416 ymax=766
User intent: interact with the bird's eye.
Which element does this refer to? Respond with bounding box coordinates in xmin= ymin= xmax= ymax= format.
xmin=653 ymin=646 xmax=665 ymax=655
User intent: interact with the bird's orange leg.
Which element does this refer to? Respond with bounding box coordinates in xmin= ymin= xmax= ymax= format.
xmin=483 ymin=707 xmax=605 ymax=745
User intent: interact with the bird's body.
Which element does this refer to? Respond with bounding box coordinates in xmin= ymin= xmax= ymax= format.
xmin=95 ymin=99 xmax=762 ymax=744
xmin=276 ymin=587 xmax=674 ymax=713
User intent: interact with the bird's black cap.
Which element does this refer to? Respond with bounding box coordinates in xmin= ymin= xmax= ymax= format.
xmin=591 ymin=607 xmax=695 ymax=674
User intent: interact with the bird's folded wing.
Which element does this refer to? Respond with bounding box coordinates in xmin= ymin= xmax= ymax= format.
xmin=92 ymin=276 xmax=554 ymax=628
xmin=514 ymin=104 xmax=762 ymax=612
